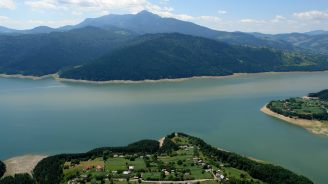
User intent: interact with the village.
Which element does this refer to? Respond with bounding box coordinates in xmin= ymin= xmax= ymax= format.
xmin=64 ymin=137 xmax=233 ymax=184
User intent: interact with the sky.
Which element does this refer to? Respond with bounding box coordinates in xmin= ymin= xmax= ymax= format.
xmin=0 ymin=0 xmax=327 ymax=33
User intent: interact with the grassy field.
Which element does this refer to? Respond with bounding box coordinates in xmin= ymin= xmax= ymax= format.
xmin=105 ymin=157 xmax=146 ymax=171
xmin=62 ymin=134 xmax=265 ymax=184
xmin=269 ymin=97 xmax=328 ymax=120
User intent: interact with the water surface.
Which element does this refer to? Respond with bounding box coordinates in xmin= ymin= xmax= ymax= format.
xmin=1 ymin=72 xmax=328 ymax=183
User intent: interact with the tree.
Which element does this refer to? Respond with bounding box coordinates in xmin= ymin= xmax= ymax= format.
xmin=0 ymin=173 xmax=36 ymax=184
xmin=0 ymin=161 xmax=5 ymax=178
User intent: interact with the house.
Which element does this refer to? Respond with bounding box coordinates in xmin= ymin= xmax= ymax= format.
xmin=129 ymin=166 xmax=134 ymax=170
xmin=123 ymin=171 xmax=131 ymax=175
xmin=164 ymin=171 xmax=170 ymax=176
xmin=96 ymin=165 xmax=104 ymax=172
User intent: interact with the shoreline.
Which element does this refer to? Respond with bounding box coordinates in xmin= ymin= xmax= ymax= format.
xmin=260 ymin=105 xmax=328 ymax=136
xmin=3 ymin=155 xmax=47 ymax=177
xmin=53 ymin=73 xmax=245 ymax=84
xmin=0 ymin=74 xmax=52 ymax=80
xmin=0 ymin=70 xmax=328 ymax=84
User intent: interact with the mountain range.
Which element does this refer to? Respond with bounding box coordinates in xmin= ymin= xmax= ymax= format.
xmin=0 ymin=11 xmax=327 ymax=81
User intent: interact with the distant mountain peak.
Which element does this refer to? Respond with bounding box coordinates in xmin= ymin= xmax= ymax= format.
xmin=137 ymin=10 xmax=154 ymax=15
xmin=136 ymin=10 xmax=159 ymax=17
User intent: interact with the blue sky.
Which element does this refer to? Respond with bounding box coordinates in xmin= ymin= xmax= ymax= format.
xmin=0 ymin=0 xmax=327 ymax=33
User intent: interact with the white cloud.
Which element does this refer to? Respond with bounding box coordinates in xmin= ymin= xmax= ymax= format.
xmin=271 ymin=15 xmax=286 ymax=23
xmin=0 ymin=16 xmax=9 ymax=21
xmin=240 ymin=19 xmax=266 ymax=24
xmin=0 ymin=0 xmax=16 ymax=9
xmin=294 ymin=10 xmax=328 ymax=20
xmin=0 ymin=16 xmax=81 ymax=29
xmin=218 ymin=10 xmax=227 ymax=15
xmin=26 ymin=0 xmax=58 ymax=10
xmin=25 ymin=0 xmax=151 ymax=14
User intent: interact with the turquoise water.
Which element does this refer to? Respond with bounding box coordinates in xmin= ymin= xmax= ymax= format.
xmin=1 ymin=72 xmax=328 ymax=183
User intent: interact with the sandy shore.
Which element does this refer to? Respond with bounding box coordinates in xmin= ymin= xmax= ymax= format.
xmin=3 ymin=155 xmax=47 ymax=176
xmin=0 ymin=74 xmax=52 ymax=80
xmin=1 ymin=70 xmax=328 ymax=84
xmin=261 ymin=105 xmax=328 ymax=136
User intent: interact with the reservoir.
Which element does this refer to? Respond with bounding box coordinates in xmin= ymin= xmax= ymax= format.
xmin=1 ymin=72 xmax=328 ymax=183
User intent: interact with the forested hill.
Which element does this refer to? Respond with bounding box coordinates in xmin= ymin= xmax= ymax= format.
xmin=309 ymin=89 xmax=328 ymax=100
xmin=31 ymin=133 xmax=313 ymax=184
xmin=60 ymin=33 xmax=328 ymax=81
xmin=0 ymin=26 xmax=136 ymax=76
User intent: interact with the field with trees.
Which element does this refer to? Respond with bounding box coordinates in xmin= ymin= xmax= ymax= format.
xmin=267 ymin=90 xmax=328 ymax=121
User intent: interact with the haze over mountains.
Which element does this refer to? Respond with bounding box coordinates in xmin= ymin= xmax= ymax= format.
xmin=0 ymin=11 xmax=327 ymax=81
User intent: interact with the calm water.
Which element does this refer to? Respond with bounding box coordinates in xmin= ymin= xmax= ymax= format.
xmin=1 ymin=72 xmax=328 ymax=183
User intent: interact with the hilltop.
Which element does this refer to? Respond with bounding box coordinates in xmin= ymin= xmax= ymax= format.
xmin=59 ymin=33 xmax=328 ymax=81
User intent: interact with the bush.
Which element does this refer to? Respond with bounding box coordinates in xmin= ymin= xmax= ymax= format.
xmin=0 ymin=161 xmax=5 ymax=178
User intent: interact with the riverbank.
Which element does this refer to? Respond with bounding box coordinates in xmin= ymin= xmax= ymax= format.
xmin=3 ymin=155 xmax=47 ymax=177
xmin=261 ymin=105 xmax=328 ymax=136
xmin=1 ymin=71 xmax=328 ymax=84
xmin=0 ymin=74 xmax=52 ymax=80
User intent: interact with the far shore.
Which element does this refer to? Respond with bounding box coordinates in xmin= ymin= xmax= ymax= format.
xmin=3 ymin=155 xmax=47 ymax=177
xmin=261 ymin=105 xmax=328 ymax=136
xmin=0 ymin=74 xmax=52 ymax=80
xmin=0 ymin=70 xmax=328 ymax=84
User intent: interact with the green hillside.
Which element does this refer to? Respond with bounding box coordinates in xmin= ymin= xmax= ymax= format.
xmin=60 ymin=33 xmax=328 ymax=81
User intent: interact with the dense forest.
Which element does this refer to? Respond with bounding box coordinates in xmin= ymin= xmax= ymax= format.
xmin=60 ymin=33 xmax=328 ymax=81
xmin=0 ymin=26 xmax=136 ymax=76
xmin=0 ymin=161 xmax=5 ymax=178
xmin=32 ymin=133 xmax=312 ymax=184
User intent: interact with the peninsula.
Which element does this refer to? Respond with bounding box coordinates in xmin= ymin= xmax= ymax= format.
xmin=0 ymin=133 xmax=313 ymax=184
xmin=262 ymin=89 xmax=328 ymax=136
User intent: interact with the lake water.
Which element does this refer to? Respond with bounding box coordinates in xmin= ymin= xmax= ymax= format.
xmin=1 ymin=72 xmax=328 ymax=183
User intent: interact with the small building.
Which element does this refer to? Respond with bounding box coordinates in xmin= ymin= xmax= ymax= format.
xmin=123 ymin=171 xmax=131 ymax=175
xmin=129 ymin=166 xmax=135 ymax=170
xmin=96 ymin=165 xmax=104 ymax=172
xmin=81 ymin=174 xmax=88 ymax=180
